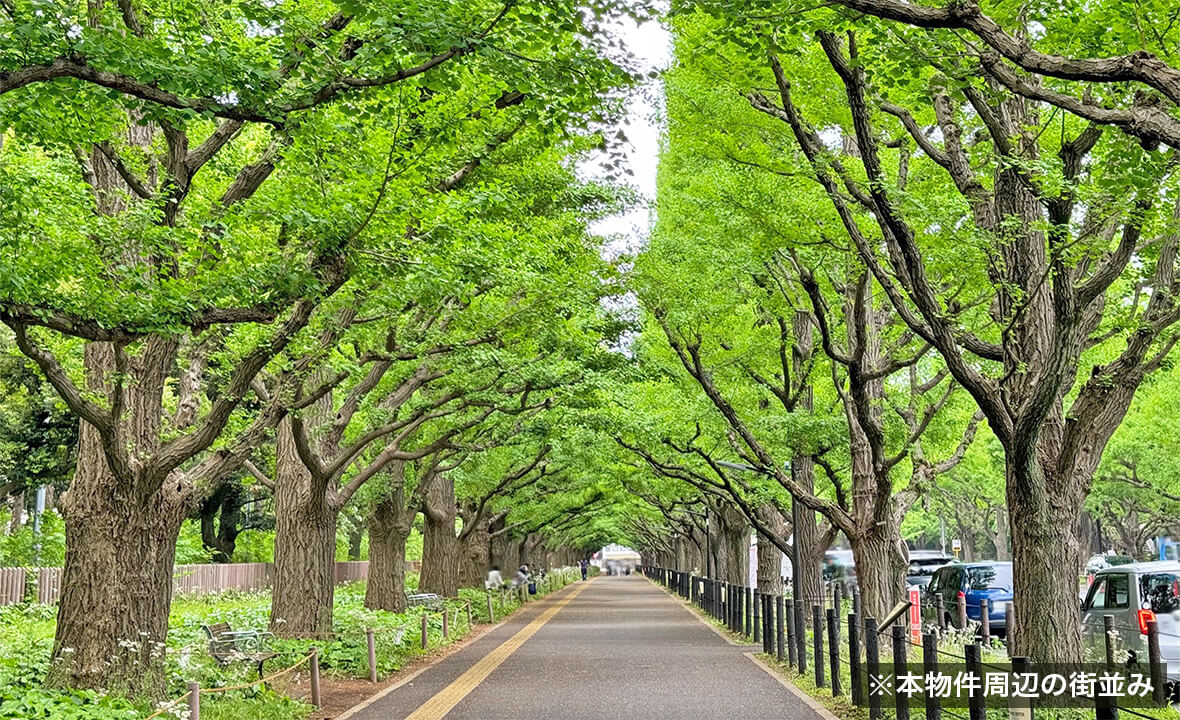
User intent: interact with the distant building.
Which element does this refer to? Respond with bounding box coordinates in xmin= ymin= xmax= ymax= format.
xmin=595 ymin=544 xmax=641 ymax=575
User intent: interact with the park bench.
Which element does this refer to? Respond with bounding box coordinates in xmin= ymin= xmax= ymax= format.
xmin=202 ymin=622 xmax=275 ymax=678
xmin=406 ymin=592 xmax=444 ymax=610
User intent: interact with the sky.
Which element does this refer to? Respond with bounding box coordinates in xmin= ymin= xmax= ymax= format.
xmin=582 ymin=16 xmax=673 ymax=259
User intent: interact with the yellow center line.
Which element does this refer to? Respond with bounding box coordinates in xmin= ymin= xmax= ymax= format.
xmin=403 ymin=579 xmax=593 ymax=720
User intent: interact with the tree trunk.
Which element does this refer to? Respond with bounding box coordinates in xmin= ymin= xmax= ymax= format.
xmin=718 ymin=504 xmax=749 ymax=585
xmin=1008 ymin=463 xmax=1085 ymax=662
xmin=993 ymin=506 xmax=1011 ymax=561
xmin=7 ymin=490 xmax=24 ymax=533
xmin=420 ymin=474 xmax=459 ymax=597
xmin=364 ymin=486 xmax=413 ymax=612
xmin=850 ymin=525 xmax=908 ymax=624
xmin=347 ymin=522 xmax=365 ymax=561
xmin=46 ymin=340 xmax=182 ymax=698
xmin=457 ymin=502 xmax=495 ymax=585
xmin=270 ymin=419 xmax=338 ymax=636
xmin=792 ymin=456 xmax=826 ymax=608
xmin=199 ymin=482 xmax=244 ymax=563
xmin=755 ymin=505 xmax=785 ymax=594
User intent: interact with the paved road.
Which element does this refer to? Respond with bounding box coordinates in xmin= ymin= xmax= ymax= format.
xmin=344 ymin=575 xmax=826 ymax=720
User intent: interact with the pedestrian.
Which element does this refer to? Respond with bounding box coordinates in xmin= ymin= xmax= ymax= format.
xmin=485 ymin=565 xmax=503 ymax=590
xmin=514 ymin=564 xmax=529 ymax=587
xmin=580 ymin=558 xmax=589 ymax=581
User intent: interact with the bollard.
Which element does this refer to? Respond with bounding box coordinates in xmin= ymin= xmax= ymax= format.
xmin=1011 ymin=656 xmax=1034 ymax=720
xmin=1098 ymin=615 xmax=1118 ymax=720
xmin=466 ymin=600 xmax=473 ymax=628
xmin=865 ymin=617 xmax=881 ymax=720
xmin=420 ymin=614 xmax=429 ymax=650
xmin=776 ymin=595 xmax=786 ymax=662
xmin=850 ymin=613 xmax=863 ymax=706
xmin=813 ymin=604 xmax=825 ymax=688
xmin=753 ymin=590 xmax=761 ymax=643
xmin=980 ymin=598 xmax=989 ymax=645
xmin=936 ymin=592 xmax=945 ymax=630
xmin=1148 ymin=620 xmax=1166 ymax=705
xmin=310 ymin=646 xmax=321 ymax=708
xmin=749 ymin=588 xmax=756 ymax=639
xmin=366 ymin=628 xmax=377 ymax=683
xmin=764 ymin=594 xmax=774 ymax=655
xmin=796 ymin=599 xmax=808 ymax=674
xmin=487 ymin=593 xmax=495 ymax=623
xmin=922 ymin=631 xmax=940 ymax=720
xmin=442 ymin=609 xmax=450 ymax=639
xmin=187 ymin=682 xmax=200 ymax=720
xmin=827 ymin=607 xmax=841 ymax=697
xmin=965 ymin=643 xmax=984 ymax=720
xmin=786 ymin=598 xmax=797 ymax=668
xmin=892 ymin=625 xmax=908 ymax=720
xmin=957 ymin=593 xmax=967 ymax=630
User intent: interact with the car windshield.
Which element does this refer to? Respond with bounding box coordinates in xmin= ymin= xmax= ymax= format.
xmin=967 ymin=565 xmax=1012 ymax=591
xmin=1140 ymin=573 xmax=1180 ymax=613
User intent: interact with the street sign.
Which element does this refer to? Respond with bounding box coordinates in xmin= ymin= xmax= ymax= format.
xmin=952 ymin=538 xmax=962 ymax=555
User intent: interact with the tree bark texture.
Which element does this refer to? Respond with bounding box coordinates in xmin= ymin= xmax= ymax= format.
xmin=364 ymin=483 xmax=414 ymax=612
xmin=270 ymin=418 xmax=338 ymax=636
xmin=420 ymin=474 xmax=459 ymax=597
xmin=755 ymin=504 xmax=785 ymax=594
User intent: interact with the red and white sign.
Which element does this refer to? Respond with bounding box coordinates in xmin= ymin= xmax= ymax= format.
xmin=909 ymin=588 xmax=922 ymax=642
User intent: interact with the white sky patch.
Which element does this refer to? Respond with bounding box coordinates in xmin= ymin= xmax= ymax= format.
xmin=580 ymin=15 xmax=672 ymax=260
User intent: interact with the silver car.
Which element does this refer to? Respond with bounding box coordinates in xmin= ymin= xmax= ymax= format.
xmin=1081 ymin=561 xmax=1180 ymax=683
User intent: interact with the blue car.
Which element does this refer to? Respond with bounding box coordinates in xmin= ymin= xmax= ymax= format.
xmin=921 ymin=562 xmax=1013 ymax=632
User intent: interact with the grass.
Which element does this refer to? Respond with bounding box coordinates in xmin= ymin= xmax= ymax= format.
xmin=0 ymin=567 xmax=583 ymax=720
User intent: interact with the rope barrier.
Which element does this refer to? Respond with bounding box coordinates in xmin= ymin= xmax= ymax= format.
xmin=199 ymin=652 xmax=311 ymax=694
xmin=141 ymin=691 xmax=191 ymax=720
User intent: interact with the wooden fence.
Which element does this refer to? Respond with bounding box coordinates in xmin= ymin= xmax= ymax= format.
xmin=0 ymin=559 xmax=420 ymax=606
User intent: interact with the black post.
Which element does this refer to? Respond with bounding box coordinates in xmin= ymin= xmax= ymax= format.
xmin=813 ymin=604 xmax=825 ymax=688
xmin=936 ymin=592 xmax=945 ymax=631
xmin=980 ymin=598 xmax=990 ymax=645
xmin=796 ymin=596 xmax=807 ymax=674
xmin=776 ymin=595 xmax=786 ymax=662
xmin=1098 ymin=615 xmax=1117 ymax=720
xmin=1148 ymin=620 xmax=1166 ymax=705
xmin=752 ymin=589 xmax=759 ymax=642
xmin=786 ymin=598 xmax=797 ymax=668
xmin=828 ymin=607 xmax=841 ymax=697
xmin=1012 ymin=656 xmax=1034 ymax=720
xmin=764 ymin=594 xmax=774 ymax=655
xmin=865 ymin=617 xmax=881 ymax=720
xmin=965 ymin=643 xmax=984 ymax=720
xmin=892 ymin=625 xmax=909 ymax=720
xmin=849 ymin=613 xmax=863 ymax=706
xmin=922 ymin=631 xmax=940 ymax=720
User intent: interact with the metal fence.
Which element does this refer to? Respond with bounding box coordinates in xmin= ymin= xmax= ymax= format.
xmin=642 ymin=566 xmax=1173 ymax=720
xmin=0 ymin=560 xmax=422 ymax=606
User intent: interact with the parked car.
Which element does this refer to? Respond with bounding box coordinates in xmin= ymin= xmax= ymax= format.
xmin=921 ymin=562 xmax=1013 ymax=632
xmin=907 ymin=550 xmax=953 ymax=589
xmin=1081 ymin=561 xmax=1180 ymax=684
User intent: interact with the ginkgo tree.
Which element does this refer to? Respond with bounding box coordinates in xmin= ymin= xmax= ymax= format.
xmin=0 ymin=0 xmax=637 ymax=695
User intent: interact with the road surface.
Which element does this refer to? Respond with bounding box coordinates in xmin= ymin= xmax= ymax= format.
xmin=342 ymin=575 xmax=829 ymax=720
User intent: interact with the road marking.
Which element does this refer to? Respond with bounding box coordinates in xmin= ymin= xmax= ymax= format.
xmin=402 ymin=580 xmax=593 ymax=720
